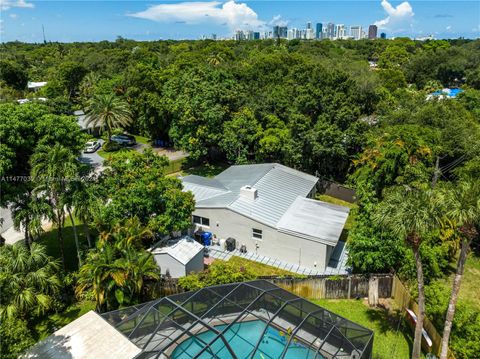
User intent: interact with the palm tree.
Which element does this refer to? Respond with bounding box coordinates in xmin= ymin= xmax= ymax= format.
xmin=207 ymin=52 xmax=224 ymax=66
xmin=0 ymin=242 xmax=61 ymax=320
xmin=11 ymin=190 xmax=52 ymax=247
xmin=85 ymin=93 xmax=132 ymax=143
xmin=439 ymin=179 xmax=480 ymax=359
xmin=31 ymin=144 xmax=80 ymax=270
xmin=72 ymin=182 xmax=99 ymax=248
xmin=76 ymin=219 xmax=159 ymax=311
xmin=374 ymin=185 xmax=441 ymax=359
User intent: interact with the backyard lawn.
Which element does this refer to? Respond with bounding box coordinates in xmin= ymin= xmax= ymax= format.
xmin=311 ymin=298 xmax=414 ymax=359
xmin=38 ymin=217 xmax=92 ymax=272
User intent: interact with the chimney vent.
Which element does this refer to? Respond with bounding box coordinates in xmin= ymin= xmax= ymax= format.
xmin=240 ymin=185 xmax=258 ymax=200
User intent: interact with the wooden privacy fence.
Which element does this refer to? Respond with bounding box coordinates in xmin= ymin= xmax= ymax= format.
xmin=262 ymin=275 xmax=393 ymax=301
xmin=391 ymin=276 xmax=456 ymax=359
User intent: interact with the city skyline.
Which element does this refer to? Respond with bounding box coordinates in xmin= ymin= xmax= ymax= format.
xmin=1 ymin=0 xmax=479 ymax=42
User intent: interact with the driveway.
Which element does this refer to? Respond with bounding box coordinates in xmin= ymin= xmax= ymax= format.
xmin=79 ymin=139 xmax=104 ymax=170
xmin=1 ymin=206 xmax=24 ymax=244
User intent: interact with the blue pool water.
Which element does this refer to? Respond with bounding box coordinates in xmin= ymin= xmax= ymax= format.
xmin=171 ymin=320 xmax=321 ymax=359
xmin=430 ymin=88 xmax=463 ymax=98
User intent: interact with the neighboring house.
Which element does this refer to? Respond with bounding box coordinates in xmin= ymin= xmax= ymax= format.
xmin=27 ymin=81 xmax=47 ymax=91
xmin=150 ymin=237 xmax=204 ymax=278
xmin=181 ymin=163 xmax=350 ymax=271
xmin=74 ymin=110 xmax=100 ymax=135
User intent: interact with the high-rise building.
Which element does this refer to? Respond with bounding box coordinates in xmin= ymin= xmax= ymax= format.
xmin=316 ymin=23 xmax=323 ymax=39
xmin=307 ymin=21 xmax=312 ymax=30
xmin=279 ymin=26 xmax=288 ymax=38
xmin=273 ymin=25 xmax=280 ymax=38
xmin=334 ymin=24 xmax=346 ymax=39
xmin=350 ymin=25 xmax=362 ymax=40
xmin=253 ymin=32 xmax=260 ymax=40
xmin=327 ymin=23 xmax=335 ymax=40
xmin=368 ymin=25 xmax=378 ymax=39
xmin=380 ymin=32 xmax=387 ymax=39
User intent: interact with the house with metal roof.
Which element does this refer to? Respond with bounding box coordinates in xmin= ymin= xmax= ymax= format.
xmin=181 ymin=163 xmax=350 ymax=272
xmin=150 ymin=237 xmax=204 ymax=278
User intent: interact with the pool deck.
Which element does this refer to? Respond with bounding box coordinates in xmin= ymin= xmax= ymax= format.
xmin=208 ymin=241 xmax=350 ymax=276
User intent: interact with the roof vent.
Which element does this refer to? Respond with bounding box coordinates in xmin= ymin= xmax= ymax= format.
xmin=240 ymin=185 xmax=258 ymax=201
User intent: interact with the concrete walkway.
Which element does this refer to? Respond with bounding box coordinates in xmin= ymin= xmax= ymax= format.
xmin=208 ymin=241 xmax=350 ymax=276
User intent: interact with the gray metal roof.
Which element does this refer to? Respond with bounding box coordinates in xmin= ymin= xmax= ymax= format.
xmin=150 ymin=237 xmax=204 ymax=265
xmin=277 ymin=197 xmax=350 ymax=246
xmin=182 ymin=163 xmax=349 ymax=247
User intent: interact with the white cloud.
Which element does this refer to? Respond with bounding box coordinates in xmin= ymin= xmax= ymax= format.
xmin=374 ymin=0 xmax=414 ymax=32
xmin=0 ymin=0 xmax=34 ymax=11
xmin=446 ymin=25 xmax=452 ymax=31
xmin=129 ymin=1 xmax=266 ymax=30
xmin=9 ymin=13 xmax=17 ymax=19
xmin=269 ymin=15 xmax=288 ymax=27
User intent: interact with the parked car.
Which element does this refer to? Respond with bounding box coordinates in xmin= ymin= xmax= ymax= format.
xmin=84 ymin=140 xmax=101 ymax=153
xmin=110 ymin=134 xmax=136 ymax=146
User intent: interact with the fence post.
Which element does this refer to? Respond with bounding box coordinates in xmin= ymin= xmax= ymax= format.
xmin=347 ymin=276 xmax=352 ymax=299
xmin=368 ymin=276 xmax=379 ymax=307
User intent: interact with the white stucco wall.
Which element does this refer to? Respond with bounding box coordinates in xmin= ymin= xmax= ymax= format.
xmin=193 ymin=207 xmax=330 ymax=270
xmin=153 ymin=253 xmax=203 ymax=278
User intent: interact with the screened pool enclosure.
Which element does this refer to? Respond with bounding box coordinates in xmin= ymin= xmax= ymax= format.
xmin=102 ymin=280 xmax=373 ymax=359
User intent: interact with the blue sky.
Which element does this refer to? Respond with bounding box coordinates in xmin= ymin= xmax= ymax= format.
xmin=1 ymin=0 xmax=479 ymax=42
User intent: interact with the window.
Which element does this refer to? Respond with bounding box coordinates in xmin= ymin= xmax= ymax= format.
xmin=193 ymin=215 xmax=210 ymax=227
xmin=252 ymin=228 xmax=263 ymax=240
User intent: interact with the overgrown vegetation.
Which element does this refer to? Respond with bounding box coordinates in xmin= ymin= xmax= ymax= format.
xmin=1 ymin=38 xmax=479 ymax=358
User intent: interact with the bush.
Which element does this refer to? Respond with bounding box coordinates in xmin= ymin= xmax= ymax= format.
xmin=0 ymin=318 xmax=35 ymax=359
xmin=179 ymin=261 xmax=256 ymax=291
xmin=102 ymin=141 xmax=121 ymax=152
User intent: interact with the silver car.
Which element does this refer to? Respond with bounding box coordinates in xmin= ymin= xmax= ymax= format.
xmin=84 ymin=140 xmax=101 ymax=153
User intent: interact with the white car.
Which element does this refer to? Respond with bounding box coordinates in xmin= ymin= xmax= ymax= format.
xmin=84 ymin=140 xmax=101 ymax=153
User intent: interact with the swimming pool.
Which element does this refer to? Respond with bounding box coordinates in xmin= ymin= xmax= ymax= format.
xmin=171 ymin=320 xmax=322 ymax=359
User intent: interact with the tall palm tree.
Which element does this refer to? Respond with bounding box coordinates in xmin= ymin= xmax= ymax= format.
xmin=11 ymin=190 xmax=52 ymax=247
xmin=374 ymin=185 xmax=441 ymax=359
xmin=31 ymin=144 xmax=80 ymax=270
xmin=85 ymin=93 xmax=132 ymax=143
xmin=0 ymin=242 xmax=61 ymax=320
xmin=72 ymin=182 xmax=99 ymax=248
xmin=439 ymin=179 xmax=480 ymax=359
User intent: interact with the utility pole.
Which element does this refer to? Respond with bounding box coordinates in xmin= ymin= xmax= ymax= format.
xmin=431 ymin=156 xmax=440 ymax=188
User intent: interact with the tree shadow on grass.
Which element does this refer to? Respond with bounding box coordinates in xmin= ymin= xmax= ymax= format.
xmin=37 ymin=224 xmax=93 ymax=272
xmin=366 ymin=305 xmax=417 ymax=359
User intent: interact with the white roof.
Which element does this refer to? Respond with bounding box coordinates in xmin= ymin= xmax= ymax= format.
xmin=151 ymin=237 xmax=203 ymax=265
xmin=277 ymin=197 xmax=350 ymax=246
xmin=182 ymin=163 xmax=318 ymax=227
xmin=22 ymin=311 xmax=141 ymax=359
xmin=182 ymin=163 xmax=349 ymax=247
xmin=27 ymin=81 xmax=48 ymax=89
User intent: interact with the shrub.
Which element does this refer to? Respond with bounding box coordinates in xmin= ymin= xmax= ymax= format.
xmin=102 ymin=141 xmax=121 ymax=152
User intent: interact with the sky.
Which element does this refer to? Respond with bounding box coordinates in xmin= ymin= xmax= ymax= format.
xmin=0 ymin=0 xmax=479 ymax=42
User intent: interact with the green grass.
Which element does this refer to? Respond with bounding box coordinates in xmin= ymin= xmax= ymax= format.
xmin=311 ymin=299 xmax=414 ymax=359
xmin=33 ymin=301 xmax=96 ymax=341
xmin=133 ymin=135 xmax=150 ymax=145
xmin=182 ymin=162 xmax=229 ymax=178
xmin=164 ymin=157 xmax=187 ymax=175
xmin=227 ymin=256 xmax=300 ymax=277
xmin=437 ymin=253 xmax=480 ymax=310
xmin=38 ymin=217 xmax=92 ymax=272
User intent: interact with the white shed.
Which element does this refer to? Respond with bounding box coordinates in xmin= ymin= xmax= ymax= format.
xmin=151 ymin=237 xmax=204 ymax=278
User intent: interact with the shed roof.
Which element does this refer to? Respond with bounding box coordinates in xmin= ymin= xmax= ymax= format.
xmin=150 ymin=237 xmax=204 ymax=265
xmin=22 ymin=311 xmax=141 ymax=359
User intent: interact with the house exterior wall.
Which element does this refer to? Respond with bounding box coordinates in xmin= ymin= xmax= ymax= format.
xmin=185 ymin=250 xmax=205 ymax=275
xmin=193 ymin=208 xmax=330 ymax=270
xmin=153 ymin=254 xmax=186 ymax=278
